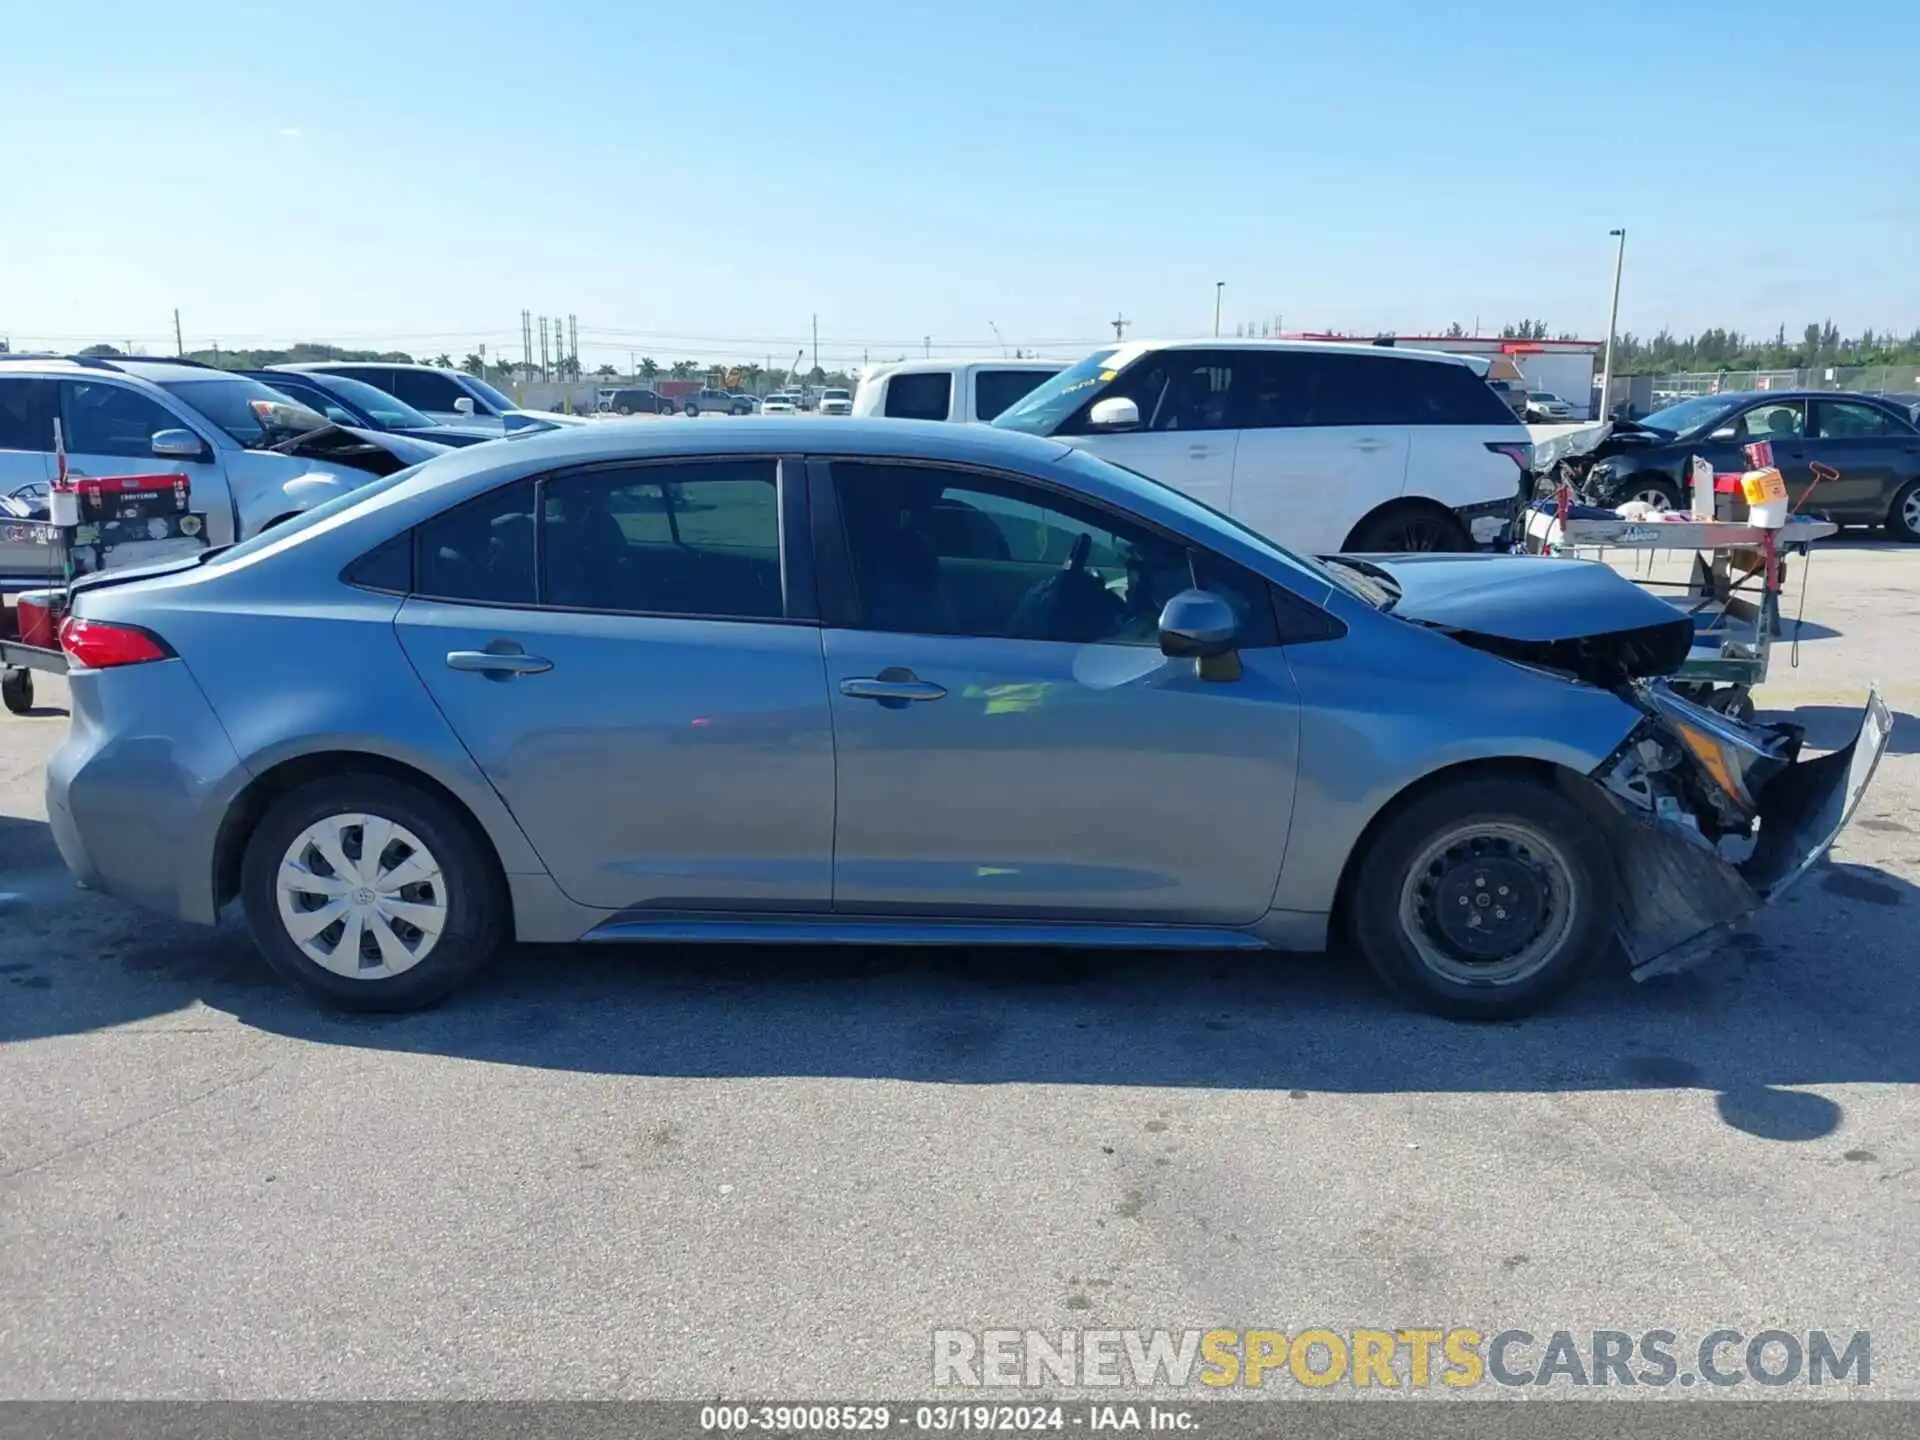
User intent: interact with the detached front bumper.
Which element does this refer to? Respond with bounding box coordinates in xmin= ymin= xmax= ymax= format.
xmin=1602 ymin=688 xmax=1893 ymax=980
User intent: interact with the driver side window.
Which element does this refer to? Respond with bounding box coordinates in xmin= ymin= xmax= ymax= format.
xmin=1730 ymin=401 xmax=1805 ymax=442
xmin=829 ymin=461 xmax=1277 ymax=647
xmin=60 ymin=381 xmax=181 ymax=458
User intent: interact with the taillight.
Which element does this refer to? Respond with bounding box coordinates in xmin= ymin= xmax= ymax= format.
xmin=58 ymin=617 xmax=174 ymax=669
xmin=1485 ymin=440 xmax=1535 ymax=474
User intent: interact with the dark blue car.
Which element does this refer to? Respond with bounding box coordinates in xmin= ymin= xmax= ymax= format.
xmin=242 ymin=370 xmax=499 ymax=448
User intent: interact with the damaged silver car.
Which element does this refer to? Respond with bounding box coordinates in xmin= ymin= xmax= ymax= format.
xmin=43 ymin=423 xmax=1890 ymax=1018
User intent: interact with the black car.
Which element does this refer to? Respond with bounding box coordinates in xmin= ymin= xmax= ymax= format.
xmin=602 ymin=387 xmax=677 ymax=415
xmin=242 ymin=370 xmax=499 ymax=448
xmin=1576 ymin=390 xmax=1920 ymax=540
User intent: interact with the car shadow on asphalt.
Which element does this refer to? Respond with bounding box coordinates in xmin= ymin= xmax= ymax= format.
xmin=9 ymin=800 xmax=1920 ymax=1145
xmin=1758 ymin=704 xmax=1920 ymax=755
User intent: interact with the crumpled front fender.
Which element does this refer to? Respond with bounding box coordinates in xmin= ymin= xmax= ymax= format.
xmin=1601 ymin=689 xmax=1892 ymax=980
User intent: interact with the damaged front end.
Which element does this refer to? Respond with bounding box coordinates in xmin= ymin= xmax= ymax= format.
xmin=1590 ymin=681 xmax=1893 ymax=979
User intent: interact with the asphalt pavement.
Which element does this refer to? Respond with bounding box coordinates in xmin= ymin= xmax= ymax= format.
xmin=2 ymin=537 xmax=1917 ymax=1400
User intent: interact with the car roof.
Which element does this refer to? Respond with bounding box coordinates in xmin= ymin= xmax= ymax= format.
xmin=1118 ymin=337 xmax=1481 ymax=368
xmin=281 ymin=361 xmax=465 ymax=375
xmin=860 ymin=357 xmax=1072 ymax=381
xmin=1672 ymin=389 xmax=1902 ymax=406
xmin=0 ymin=356 xmax=222 ymax=384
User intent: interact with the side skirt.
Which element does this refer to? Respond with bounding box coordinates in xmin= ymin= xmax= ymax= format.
xmin=579 ymin=914 xmax=1273 ymax=950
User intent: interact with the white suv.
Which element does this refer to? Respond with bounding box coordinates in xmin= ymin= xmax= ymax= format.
xmin=993 ymin=340 xmax=1533 ymax=554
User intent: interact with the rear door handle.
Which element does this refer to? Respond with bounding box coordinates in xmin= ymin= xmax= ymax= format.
xmin=841 ymin=676 xmax=947 ymax=703
xmin=447 ymin=647 xmax=553 ymax=677
xmin=1187 ymin=444 xmax=1216 ymax=457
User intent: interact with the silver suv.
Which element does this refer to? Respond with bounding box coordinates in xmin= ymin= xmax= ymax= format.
xmin=0 ymin=355 xmax=443 ymax=586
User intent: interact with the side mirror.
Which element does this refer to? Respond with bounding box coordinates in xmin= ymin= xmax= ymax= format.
xmin=1709 ymin=425 xmax=1738 ymax=442
xmin=1158 ymin=589 xmax=1238 ymax=659
xmin=150 ymin=428 xmax=204 ymax=460
xmin=453 ymin=396 xmax=476 ymax=416
xmin=1086 ymin=395 xmax=1141 ymax=431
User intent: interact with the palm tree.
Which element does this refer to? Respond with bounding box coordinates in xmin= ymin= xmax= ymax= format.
xmin=462 ymin=352 xmax=485 ymax=374
xmin=431 ymin=353 xmax=453 ymax=368
xmin=639 ymin=357 xmax=658 ymax=383
xmin=669 ymin=360 xmax=695 ymax=380
xmin=594 ymin=362 xmax=617 ymax=379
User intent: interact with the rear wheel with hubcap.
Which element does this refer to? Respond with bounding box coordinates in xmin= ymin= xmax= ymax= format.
xmin=1344 ymin=505 xmax=1472 ymax=554
xmin=240 ymin=774 xmax=503 ymax=1010
xmin=1349 ymin=775 xmax=1613 ymax=1019
xmin=1888 ymin=479 xmax=1920 ymax=542
xmin=1624 ymin=475 xmax=1681 ymax=511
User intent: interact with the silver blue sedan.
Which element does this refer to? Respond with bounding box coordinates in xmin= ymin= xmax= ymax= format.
xmin=43 ymin=420 xmax=1888 ymax=1018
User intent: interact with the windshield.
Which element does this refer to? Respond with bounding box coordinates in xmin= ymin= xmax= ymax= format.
xmin=1638 ymin=394 xmax=1739 ymax=436
xmin=461 ymin=375 xmax=517 ymax=412
xmin=824 ymin=389 xmax=850 ymax=400
xmin=158 ymin=376 xmax=330 ymax=446
xmin=1053 ymin=447 xmax=1360 ymax=602
xmin=202 ymin=463 xmax=426 ymax=567
xmin=993 ymin=348 xmax=1121 ymax=435
xmin=305 ymin=374 xmax=433 ymax=429
xmin=1530 ymin=391 xmax=1564 ymax=403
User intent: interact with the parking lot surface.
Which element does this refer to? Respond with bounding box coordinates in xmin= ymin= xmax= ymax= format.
xmin=2 ymin=539 xmax=1917 ymax=1399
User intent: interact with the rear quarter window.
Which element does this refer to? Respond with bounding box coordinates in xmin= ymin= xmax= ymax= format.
xmin=883 ymin=371 xmax=953 ymax=421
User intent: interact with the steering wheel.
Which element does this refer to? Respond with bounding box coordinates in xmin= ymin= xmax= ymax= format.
xmin=1066 ymin=531 xmax=1092 ymax=574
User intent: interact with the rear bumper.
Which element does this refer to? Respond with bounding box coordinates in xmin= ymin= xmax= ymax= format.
xmin=46 ymin=658 xmax=246 ymax=926
xmin=1609 ymin=688 xmax=1893 ymax=979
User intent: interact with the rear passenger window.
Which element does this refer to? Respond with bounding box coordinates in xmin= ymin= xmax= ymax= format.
xmin=973 ymin=369 xmax=1057 ymax=422
xmin=1816 ymin=401 xmax=1908 ymax=438
xmin=1393 ymin=359 xmax=1522 ymax=425
xmin=541 ymin=460 xmax=782 ymax=619
xmin=0 ymin=377 xmax=58 ymax=451
xmin=883 ymin=372 xmax=953 ymax=421
xmin=413 ymin=481 xmax=538 ymax=605
xmin=388 ymin=370 xmax=469 ymax=413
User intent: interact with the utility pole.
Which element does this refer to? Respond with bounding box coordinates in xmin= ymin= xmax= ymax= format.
xmin=812 ymin=313 xmax=819 ymax=376
xmin=1599 ymin=228 xmax=1627 ymax=422
xmin=173 ymin=308 xmax=184 ymax=356
xmin=1214 ymin=281 xmax=1225 ymax=338
xmin=1111 ymin=313 xmax=1129 ymax=341
xmin=924 ymin=336 xmax=931 ymax=358
xmin=567 ymin=313 xmax=578 ymax=376
xmin=522 ymin=309 xmax=533 ymax=374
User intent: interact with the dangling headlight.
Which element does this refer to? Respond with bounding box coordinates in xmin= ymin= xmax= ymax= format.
xmin=1639 ymin=683 xmax=1793 ymax=814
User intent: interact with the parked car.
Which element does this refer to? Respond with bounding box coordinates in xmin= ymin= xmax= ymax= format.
xmin=1487 ymin=378 xmax=1530 ymax=421
xmin=1574 ymin=390 xmax=1920 ymax=539
xmin=761 ymin=394 xmax=799 ymax=415
xmin=44 ymin=418 xmax=1886 ymax=1020
xmin=993 ymin=340 xmax=1535 ymax=554
xmin=600 ymin=388 xmax=678 ymax=416
xmin=1525 ymin=390 xmax=1575 ymax=421
xmin=819 ymin=388 xmax=853 ymax=416
xmin=683 ymin=388 xmax=754 ymax=417
xmin=0 ymin=355 xmax=443 ymax=587
xmin=245 ymin=369 xmax=497 ymax=447
xmin=284 ymin=362 xmax=524 ymax=432
xmin=854 ymin=359 xmax=1069 ymax=425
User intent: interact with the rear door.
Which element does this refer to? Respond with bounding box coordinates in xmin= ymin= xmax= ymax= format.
xmin=0 ymin=377 xmax=57 ymax=584
xmin=393 ymin=456 xmax=836 ymax=912
xmin=1807 ymin=398 xmax=1920 ymax=520
xmin=1228 ymin=349 xmax=1408 ymax=554
xmin=1065 ymin=349 xmax=1241 ymax=515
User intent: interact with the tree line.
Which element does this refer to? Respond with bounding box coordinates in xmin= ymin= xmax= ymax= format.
xmin=1453 ymin=321 xmax=1920 ymax=376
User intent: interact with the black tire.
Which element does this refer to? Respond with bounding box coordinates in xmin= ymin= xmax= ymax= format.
xmin=1706 ymin=687 xmax=1756 ymax=724
xmin=1622 ymin=474 xmax=1682 ymax=511
xmin=615 ymin=405 xmax=633 ymax=416
xmin=1 ymin=667 xmax=32 ymax=716
xmin=239 ymin=773 xmax=505 ymax=1011
xmin=1887 ymin=479 xmax=1920 ymax=543
xmin=1348 ymin=774 xmax=1615 ymax=1020
xmin=683 ymin=403 xmax=700 ymax=417
xmin=1344 ymin=504 xmax=1472 ymax=553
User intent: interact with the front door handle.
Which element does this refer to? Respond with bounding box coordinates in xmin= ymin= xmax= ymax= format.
xmin=841 ymin=674 xmax=947 ymax=704
xmin=1354 ymin=438 xmax=1391 ymax=453
xmin=447 ymin=646 xmax=553 ymax=677
xmin=1187 ymin=444 xmax=1215 ymax=457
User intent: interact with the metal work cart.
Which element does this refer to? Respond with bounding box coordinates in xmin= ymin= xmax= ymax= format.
xmin=1520 ymin=506 xmax=1836 ymax=721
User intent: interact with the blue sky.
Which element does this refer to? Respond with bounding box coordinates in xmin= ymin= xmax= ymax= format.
xmin=3 ymin=0 xmax=1916 ymax=369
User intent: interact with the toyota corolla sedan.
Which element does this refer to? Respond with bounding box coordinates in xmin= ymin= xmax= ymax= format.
xmin=45 ymin=421 xmax=1888 ymax=1018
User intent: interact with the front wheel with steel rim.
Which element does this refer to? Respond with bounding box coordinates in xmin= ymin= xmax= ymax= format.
xmin=1625 ymin=476 xmax=1680 ymax=511
xmin=1887 ymin=479 xmax=1920 ymax=543
xmin=240 ymin=773 xmax=504 ymax=1011
xmin=1348 ymin=774 xmax=1614 ymax=1019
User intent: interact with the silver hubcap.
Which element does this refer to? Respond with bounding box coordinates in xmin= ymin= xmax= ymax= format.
xmin=1903 ymin=489 xmax=1920 ymax=533
xmin=1397 ymin=820 xmax=1578 ymax=986
xmin=1632 ymin=487 xmax=1672 ymax=511
xmin=275 ymin=814 xmax=447 ymax=980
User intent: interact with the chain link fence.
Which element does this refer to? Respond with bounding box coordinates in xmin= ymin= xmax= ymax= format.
xmin=1651 ymin=364 xmax=1920 ymax=398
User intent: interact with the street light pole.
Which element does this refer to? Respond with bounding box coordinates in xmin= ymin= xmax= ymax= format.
xmin=1214 ymin=281 xmax=1225 ymax=338
xmin=1599 ymin=228 xmax=1626 ymax=421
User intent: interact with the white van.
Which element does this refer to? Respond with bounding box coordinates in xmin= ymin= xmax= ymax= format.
xmin=992 ymin=339 xmax=1534 ymax=554
xmin=852 ymin=359 xmax=1068 ymax=425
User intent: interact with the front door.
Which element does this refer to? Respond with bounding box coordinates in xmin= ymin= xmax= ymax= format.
xmin=819 ymin=458 xmax=1300 ymax=924
xmin=57 ymin=379 xmax=234 ymax=545
xmin=1067 ymin=349 xmax=1243 ymax=515
xmin=393 ymin=458 xmax=836 ymax=912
